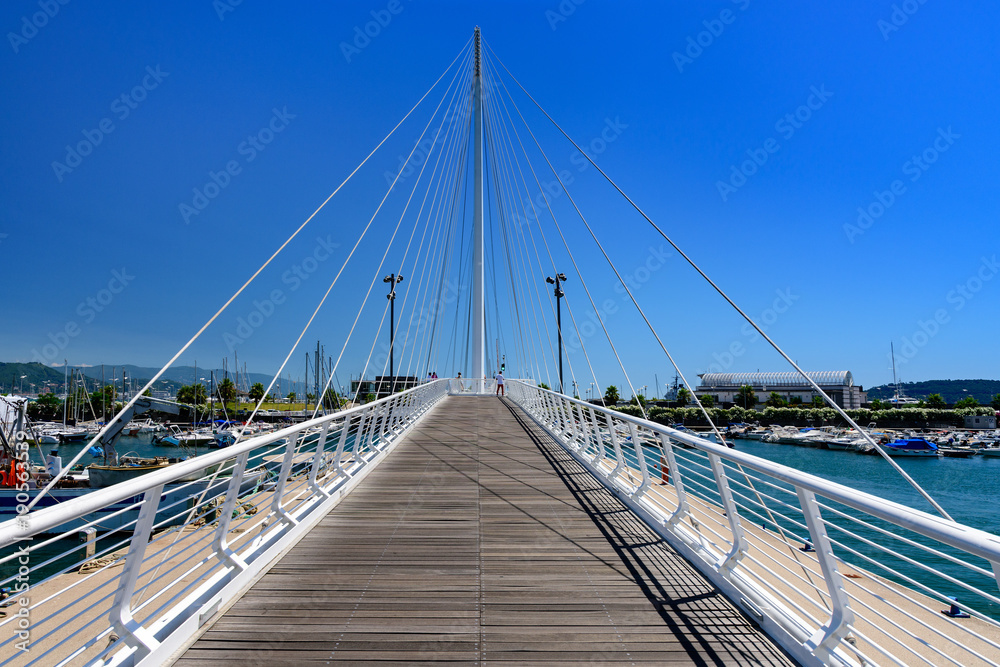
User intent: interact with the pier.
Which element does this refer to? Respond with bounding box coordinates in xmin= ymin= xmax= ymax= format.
xmin=174 ymin=396 xmax=792 ymax=665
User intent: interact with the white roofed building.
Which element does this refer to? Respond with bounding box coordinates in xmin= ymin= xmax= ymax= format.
xmin=696 ymin=371 xmax=866 ymax=409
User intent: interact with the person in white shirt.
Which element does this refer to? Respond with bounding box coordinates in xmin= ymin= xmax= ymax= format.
xmin=495 ymin=372 xmax=504 ymax=396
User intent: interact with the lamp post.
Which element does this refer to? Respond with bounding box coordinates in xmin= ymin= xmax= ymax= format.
xmin=384 ymin=273 xmax=404 ymax=388
xmin=545 ymin=273 xmax=567 ymax=394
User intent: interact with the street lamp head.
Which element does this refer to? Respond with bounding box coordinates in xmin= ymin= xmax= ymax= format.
xmin=383 ymin=275 xmax=393 ymax=283
xmin=545 ymin=276 xmax=555 ymax=284
xmin=396 ymin=274 xmax=403 ymax=283
xmin=557 ymin=273 xmax=567 ymax=281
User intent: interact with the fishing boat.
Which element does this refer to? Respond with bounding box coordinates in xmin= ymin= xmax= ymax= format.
xmin=86 ymin=455 xmax=173 ymax=488
xmin=882 ymin=437 xmax=940 ymax=457
xmin=156 ymin=424 xmax=216 ymax=446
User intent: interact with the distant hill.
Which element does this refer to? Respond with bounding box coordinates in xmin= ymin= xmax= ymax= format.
xmin=80 ymin=365 xmax=311 ymax=395
xmin=1 ymin=362 xmax=313 ymax=397
xmin=0 ymin=362 xmax=67 ymax=393
xmin=866 ymin=379 xmax=1000 ymax=404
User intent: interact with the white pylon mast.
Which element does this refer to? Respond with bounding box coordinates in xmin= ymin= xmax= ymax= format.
xmin=472 ymin=27 xmax=485 ymax=382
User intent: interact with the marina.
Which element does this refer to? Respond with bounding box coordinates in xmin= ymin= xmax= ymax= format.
xmin=2 ymin=6 xmax=999 ymax=666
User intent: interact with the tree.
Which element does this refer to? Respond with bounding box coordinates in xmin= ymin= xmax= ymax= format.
xmin=955 ymin=396 xmax=979 ymax=409
xmin=322 ymin=388 xmax=341 ymax=410
xmin=811 ymin=395 xmax=824 ymax=407
xmin=27 ymin=393 xmax=62 ymax=421
xmin=699 ymin=394 xmax=714 ymax=408
xmin=218 ymin=377 xmax=236 ymax=403
xmin=287 ymin=392 xmax=297 ymax=403
xmin=538 ymin=382 xmax=550 ymax=390
xmin=630 ymin=394 xmax=647 ymax=408
xmin=306 ymin=392 xmax=316 ymax=406
xmin=765 ymin=392 xmax=786 ymax=408
xmin=249 ymin=382 xmax=265 ymax=402
xmin=870 ymin=398 xmax=885 ymax=410
xmin=177 ymin=383 xmax=207 ymax=405
xmin=603 ymin=385 xmax=620 ymax=404
xmin=676 ymin=387 xmax=691 ymax=407
xmin=925 ymin=393 xmax=946 ymax=409
xmin=991 ymin=394 xmax=1000 ymax=410
xmin=737 ymin=385 xmax=757 ymax=409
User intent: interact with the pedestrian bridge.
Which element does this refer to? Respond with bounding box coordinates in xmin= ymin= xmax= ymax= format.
xmin=3 ymin=381 xmax=1000 ymax=666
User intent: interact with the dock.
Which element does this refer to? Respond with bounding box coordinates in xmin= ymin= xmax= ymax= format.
xmin=173 ymin=396 xmax=794 ymax=665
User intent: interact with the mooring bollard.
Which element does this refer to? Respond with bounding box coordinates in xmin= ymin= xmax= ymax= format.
xmin=941 ymin=596 xmax=970 ymax=618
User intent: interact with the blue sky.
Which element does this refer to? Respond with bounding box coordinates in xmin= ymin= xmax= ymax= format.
xmin=2 ymin=1 xmax=997 ymax=397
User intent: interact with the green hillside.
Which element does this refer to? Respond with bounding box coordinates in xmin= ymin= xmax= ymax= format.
xmin=0 ymin=362 xmax=68 ymax=393
xmin=866 ymin=379 xmax=1000 ymax=404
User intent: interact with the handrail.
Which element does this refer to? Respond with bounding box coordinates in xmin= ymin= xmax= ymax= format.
xmin=506 ymin=380 xmax=1000 ymax=667
xmin=516 ymin=384 xmax=1000 ymax=564
xmin=0 ymin=378 xmax=449 ymax=666
xmin=0 ymin=382 xmax=437 ymax=545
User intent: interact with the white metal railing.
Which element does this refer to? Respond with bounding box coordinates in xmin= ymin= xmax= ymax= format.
xmin=507 ymin=380 xmax=1000 ymax=667
xmin=0 ymin=379 xmax=448 ymax=666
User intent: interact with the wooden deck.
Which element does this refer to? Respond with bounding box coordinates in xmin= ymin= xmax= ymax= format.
xmin=175 ymin=396 xmax=795 ymax=665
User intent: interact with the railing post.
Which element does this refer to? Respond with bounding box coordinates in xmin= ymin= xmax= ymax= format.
xmin=333 ymin=413 xmax=353 ymax=475
xmin=356 ymin=406 xmax=372 ymax=457
xmin=308 ymin=421 xmax=332 ymax=498
xmin=629 ymin=421 xmax=652 ymax=498
xmin=605 ymin=412 xmax=626 ymax=481
xmin=798 ymin=487 xmax=855 ymax=662
xmin=708 ymin=452 xmax=748 ymax=576
xmin=660 ymin=434 xmax=692 ymax=529
xmin=213 ymin=451 xmax=251 ymax=571
xmin=109 ymin=484 xmax=164 ymax=660
xmin=267 ymin=431 xmax=303 ymax=527
xmin=586 ymin=406 xmax=603 ymax=463
xmin=558 ymin=396 xmax=575 ymax=441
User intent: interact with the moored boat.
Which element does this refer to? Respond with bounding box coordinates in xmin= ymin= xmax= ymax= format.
xmin=882 ymin=438 xmax=939 ymax=457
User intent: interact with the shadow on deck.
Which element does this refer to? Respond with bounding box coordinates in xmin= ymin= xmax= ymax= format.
xmin=174 ymin=396 xmax=795 ymax=666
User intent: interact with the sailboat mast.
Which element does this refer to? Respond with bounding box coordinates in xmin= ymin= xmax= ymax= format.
xmin=891 ymin=342 xmax=900 ymax=406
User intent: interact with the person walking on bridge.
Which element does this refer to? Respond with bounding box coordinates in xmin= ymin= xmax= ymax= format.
xmin=495 ymin=371 xmax=505 ymax=396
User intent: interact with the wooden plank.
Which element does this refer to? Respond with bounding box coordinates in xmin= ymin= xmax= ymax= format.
xmin=176 ymin=396 xmax=794 ymax=665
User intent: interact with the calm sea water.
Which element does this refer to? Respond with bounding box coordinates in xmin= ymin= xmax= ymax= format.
xmin=730 ymin=438 xmax=999 ymax=535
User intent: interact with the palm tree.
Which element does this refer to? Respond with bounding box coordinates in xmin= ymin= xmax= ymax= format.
xmin=737 ymin=384 xmax=757 ymax=409
xmin=603 ymin=385 xmax=620 ymax=405
xmin=218 ymin=377 xmax=236 ymax=404
xmin=676 ymin=387 xmax=691 ymax=407
xmin=249 ymin=382 xmax=265 ymax=402
xmin=765 ymin=391 xmax=785 ymax=407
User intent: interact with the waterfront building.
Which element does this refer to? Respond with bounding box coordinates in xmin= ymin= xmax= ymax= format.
xmin=696 ymin=370 xmax=867 ymax=409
